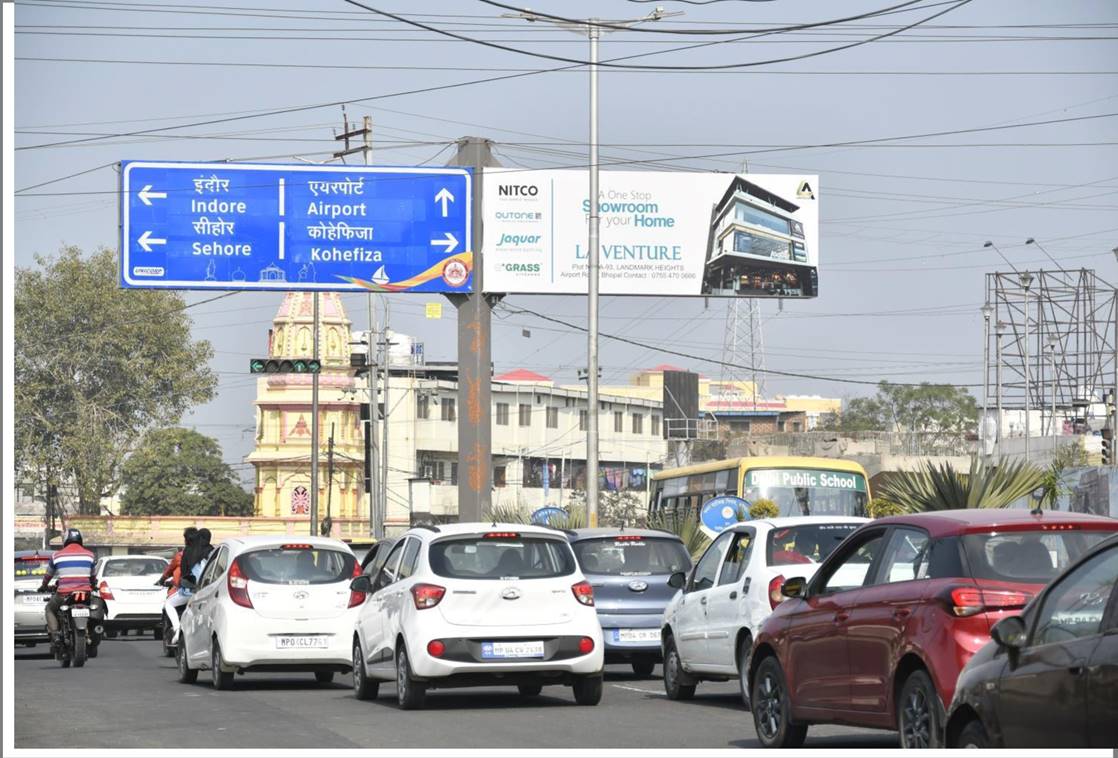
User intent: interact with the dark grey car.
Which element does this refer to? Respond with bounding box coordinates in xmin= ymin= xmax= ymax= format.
xmin=568 ymin=528 xmax=692 ymax=676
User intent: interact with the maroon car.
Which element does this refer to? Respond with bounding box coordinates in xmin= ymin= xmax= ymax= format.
xmin=746 ymin=509 xmax=1118 ymax=748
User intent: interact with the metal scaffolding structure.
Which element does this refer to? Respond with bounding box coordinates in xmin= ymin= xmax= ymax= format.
xmin=719 ymin=297 xmax=766 ymax=409
xmin=984 ymin=268 xmax=1118 ymax=441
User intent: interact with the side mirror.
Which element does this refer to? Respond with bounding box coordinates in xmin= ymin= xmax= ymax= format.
xmin=668 ymin=571 xmax=686 ymax=589
xmin=780 ymin=577 xmax=807 ymax=599
xmin=350 ymin=575 xmax=373 ymax=594
xmin=990 ymin=615 xmax=1027 ymax=650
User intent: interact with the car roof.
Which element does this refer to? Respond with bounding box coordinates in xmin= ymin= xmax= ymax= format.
xmin=101 ymin=554 xmax=168 ymax=561
xmin=867 ymin=508 xmax=1118 ymax=537
xmin=742 ymin=516 xmax=870 ymax=531
xmin=14 ymin=549 xmax=52 ymax=559
xmin=410 ymin=522 xmax=569 ymax=540
xmin=568 ymin=527 xmax=683 ymax=542
xmin=219 ymin=534 xmax=354 ymax=554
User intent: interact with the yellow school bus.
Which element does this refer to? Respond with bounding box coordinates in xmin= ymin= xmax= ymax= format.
xmin=651 ymin=456 xmax=870 ymax=520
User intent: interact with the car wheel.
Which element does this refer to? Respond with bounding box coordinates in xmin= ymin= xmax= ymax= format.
xmin=177 ymin=639 xmax=197 ymax=684
xmin=572 ymin=674 xmax=603 ymax=706
xmin=395 ymin=647 xmax=426 ymax=710
xmin=898 ymin=670 xmax=944 ymax=749
xmin=663 ymin=637 xmax=696 ymax=701
xmin=631 ymin=660 xmax=655 ymax=678
xmin=737 ymin=635 xmax=753 ymax=709
xmin=957 ymin=718 xmax=992 ymax=749
xmin=161 ymin=616 xmax=175 ymax=658
xmin=153 ymin=625 xmax=163 ymax=641
xmin=518 ymin=683 xmax=543 ymax=696
xmin=314 ymin=671 xmax=335 ymax=685
xmin=352 ymin=641 xmax=379 ymax=701
xmin=751 ymin=656 xmax=808 ymax=748
xmin=211 ymin=640 xmax=234 ymax=690
xmin=88 ymin=643 xmax=99 ymax=659
xmin=105 ymin=628 xmax=117 ymax=639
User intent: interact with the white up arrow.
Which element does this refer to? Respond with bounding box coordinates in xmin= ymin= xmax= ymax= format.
xmin=430 ymin=231 xmax=458 ymax=253
xmin=137 ymin=230 xmax=167 ymax=252
xmin=434 ymin=187 xmax=455 ymax=218
xmin=138 ymin=185 xmax=167 ymax=205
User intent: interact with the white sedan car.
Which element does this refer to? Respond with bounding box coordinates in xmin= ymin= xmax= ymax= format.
xmin=177 ymin=536 xmax=362 ymax=689
xmin=95 ymin=555 xmax=169 ymax=638
xmin=350 ymin=523 xmax=605 ymax=709
xmin=661 ymin=516 xmax=868 ymax=702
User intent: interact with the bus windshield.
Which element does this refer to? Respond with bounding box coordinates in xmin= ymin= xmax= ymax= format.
xmin=743 ymin=468 xmax=868 ymax=518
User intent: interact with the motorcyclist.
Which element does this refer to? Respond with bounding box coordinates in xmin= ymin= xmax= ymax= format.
xmin=158 ymin=527 xmax=198 ymax=643
xmin=171 ymin=528 xmax=214 ymax=645
xmin=39 ymin=528 xmax=98 ymax=651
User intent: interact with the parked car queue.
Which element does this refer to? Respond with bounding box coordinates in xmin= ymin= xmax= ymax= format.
xmin=20 ymin=509 xmax=1117 ymax=748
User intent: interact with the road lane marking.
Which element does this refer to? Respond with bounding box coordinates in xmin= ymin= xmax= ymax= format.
xmin=611 ymin=684 xmax=664 ymax=696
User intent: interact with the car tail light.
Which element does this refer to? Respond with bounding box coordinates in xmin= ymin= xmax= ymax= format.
xmin=227 ymin=559 xmax=254 ymax=609
xmin=98 ymin=581 xmax=114 ymax=601
xmin=572 ymin=580 xmax=594 ymax=606
xmin=613 ymin=535 xmax=645 ymax=542
xmin=427 ymin=639 xmax=446 ymax=657
xmin=484 ymin=532 xmax=520 ymax=539
xmin=578 ymin=636 xmax=595 ymax=654
xmin=411 ymin=583 xmax=446 ymax=610
xmin=282 ymin=543 xmax=314 ymax=549
xmin=347 ymin=561 xmax=364 ymax=608
xmin=946 ymin=586 xmax=1029 ymax=617
xmin=769 ymin=575 xmax=786 ymax=610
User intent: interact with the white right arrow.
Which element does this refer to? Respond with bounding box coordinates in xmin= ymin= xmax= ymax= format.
xmin=430 ymin=231 xmax=458 ymax=253
xmin=137 ymin=230 xmax=167 ymax=252
xmin=138 ymin=185 xmax=167 ymax=205
xmin=434 ymin=187 xmax=455 ymax=217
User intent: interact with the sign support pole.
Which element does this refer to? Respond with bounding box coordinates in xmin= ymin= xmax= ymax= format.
xmin=586 ymin=23 xmax=601 ymax=529
xmin=310 ymin=292 xmax=320 ymax=536
xmin=448 ymin=137 xmax=499 ymax=523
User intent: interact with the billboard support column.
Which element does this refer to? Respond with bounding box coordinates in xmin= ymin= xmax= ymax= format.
xmin=310 ymin=292 xmax=320 ymax=536
xmin=586 ymin=24 xmax=601 ymax=528
xmin=448 ymin=137 xmax=499 ymax=522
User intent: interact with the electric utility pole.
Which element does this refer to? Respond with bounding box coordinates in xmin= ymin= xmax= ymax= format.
xmin=503 ymin=8 xmax=676 ymax=526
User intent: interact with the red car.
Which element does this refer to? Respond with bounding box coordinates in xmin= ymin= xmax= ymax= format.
xmin=746 ymin=509 xmax=1118 ymax=748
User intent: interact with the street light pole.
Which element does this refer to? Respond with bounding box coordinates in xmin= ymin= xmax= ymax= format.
xmin=501 ymin=7 xmax=675 ymax=528
xmin=1020 ymin=271 xmax=1034 ymax=461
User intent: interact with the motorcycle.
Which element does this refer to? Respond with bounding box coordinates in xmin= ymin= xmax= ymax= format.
xmin=53 ymin=586 xmax=104 ymax=668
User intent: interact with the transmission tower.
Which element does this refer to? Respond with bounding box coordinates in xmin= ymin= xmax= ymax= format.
xmin=719 ymin=297 xmax=766 ymax=410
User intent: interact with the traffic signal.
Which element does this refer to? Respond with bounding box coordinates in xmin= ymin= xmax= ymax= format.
xmin=1103 ymin=427 xmax=1113 ymax=465
xmin=249 ymin=358 xmax=321 ymax=374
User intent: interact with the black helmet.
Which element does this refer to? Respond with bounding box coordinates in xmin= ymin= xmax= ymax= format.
xmin=63 ymin=528 xmax=83 ymax=547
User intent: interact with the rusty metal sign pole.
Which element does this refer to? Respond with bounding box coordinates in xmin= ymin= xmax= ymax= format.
xmin=447 ymin=137 xmax=500 ymax=523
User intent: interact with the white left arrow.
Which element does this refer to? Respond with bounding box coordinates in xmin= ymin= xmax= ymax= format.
xmin=138 ymin=230 xmax=166 ymax=252
xmin=430 ymin=231 xmax=458 ymax=253
xmin=138 ymin=185 xmax=167 ymax=205
xmin=434 ymin=187 xmax=455 ymax=217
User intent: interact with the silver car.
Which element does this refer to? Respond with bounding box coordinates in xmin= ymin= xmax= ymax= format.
xmin=14 ymin=549 xmax=53 ymax=646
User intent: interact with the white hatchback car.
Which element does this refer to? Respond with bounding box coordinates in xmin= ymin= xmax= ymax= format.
xmin=95 ymin=555 xmax=169 ymax=638
xmin=350 ymin=523 xmax=605 ymax=709
xmin=661 ymin=516 xmax=868 ymax=702
xmin=176 ymin=536 xmax=362 ymax=689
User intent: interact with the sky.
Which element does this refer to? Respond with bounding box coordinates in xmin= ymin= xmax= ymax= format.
xmin=12 ymin=0 xmax=1118 ymax=482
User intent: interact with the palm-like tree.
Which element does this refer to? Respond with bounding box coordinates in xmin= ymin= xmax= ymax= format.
xmin=876 ymin=457 xmax=1046 ymax=512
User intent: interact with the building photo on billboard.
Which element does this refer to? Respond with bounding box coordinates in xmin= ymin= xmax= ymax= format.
xmin=481 ymin=169 xmax=818 ymax=298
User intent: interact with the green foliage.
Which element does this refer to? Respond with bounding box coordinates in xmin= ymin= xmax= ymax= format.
xmin=1037 ymin=442 xmax=1089 ymax=509
xmin=748 ymin=498 xmax=780 ymax=519
xmin=818 ymin=381 xmax=978 ymax=435
xmin=15 ymin=247 xmax=216 ymax=512
xmin=120 ymin=427 xmax=253 ymax=516
xmin=647 ymin=510 xmax=711 ymax=560
xmin=866 ymin=498 xmax=906 ymax=519
xmin=877 ymin=457 xmax=1045 ymax=512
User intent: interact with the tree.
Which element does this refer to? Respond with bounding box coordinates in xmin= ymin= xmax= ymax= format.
xmin=120 ymin=428 xmax=254 ymax=516
xmin=748 ymin=498 xmax=779 ymax=519
xmin=817 ymin=382 xmax=978 ymax=445
xmin=15 ymin=247 xmax=216 ymax=512
xmin=876 ymin=457 xmax=1045 ymax=512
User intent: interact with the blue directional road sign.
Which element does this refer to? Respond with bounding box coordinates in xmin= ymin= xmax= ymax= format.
xmin=120 ymin=161 xmax=472 ymax=292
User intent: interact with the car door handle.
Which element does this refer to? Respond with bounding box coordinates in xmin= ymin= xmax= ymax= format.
xmin=833 ymin=612 xmax=849 ymax=623
xmin=729 ymin=591 xmax=738 ymax=600
xmin=893 ymin=608 xmax=912 ymax=620
xmin=699 ymin=596 xmax=708 ymax=605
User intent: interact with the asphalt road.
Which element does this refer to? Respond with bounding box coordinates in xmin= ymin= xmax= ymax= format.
xmin=15 ymin=635 xmax=899 ymax=749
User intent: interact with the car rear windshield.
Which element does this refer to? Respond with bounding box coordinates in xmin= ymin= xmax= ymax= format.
xmin=237 ymin=547 xmax=356 ymax=585
xmin=14 ymin=557 xmax=49 ymax=578
xmin=767 ymin=523 xmax=860 ymax=566
xmin=103 ymin=558 xmax=168 ymax=577
xmin=572 ymin=537 xmax=691 ymax=577
xmin=963 ymin=529 xmax=1111 ymax=584
xmin=429 ymin=535 xmax=575 ymax=580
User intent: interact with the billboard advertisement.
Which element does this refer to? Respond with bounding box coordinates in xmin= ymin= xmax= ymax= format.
xmin=482 ymin=169 xmax=818 ymax=298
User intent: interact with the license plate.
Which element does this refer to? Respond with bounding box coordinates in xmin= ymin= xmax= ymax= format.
xmin=481 ymin=640 xmax=545 ymax=659
xmin=275 ymin=635 xmax=329 ymax=650
xmin=71 ymin=609 xmax=90 ymax=618
xmin=614 ymin=628 xmax=659 ymax=643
